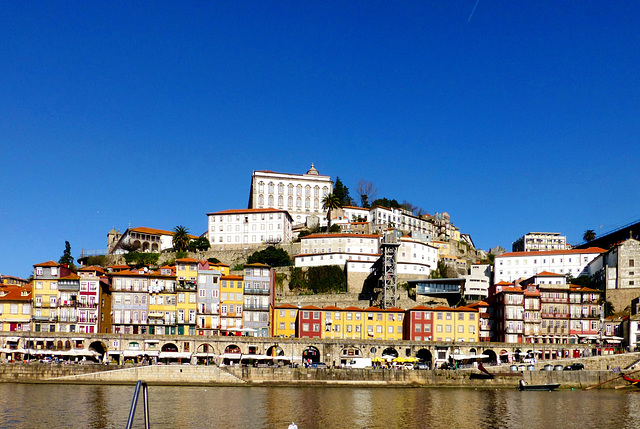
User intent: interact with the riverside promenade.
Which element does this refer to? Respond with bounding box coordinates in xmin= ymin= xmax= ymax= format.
xmin=2 ymin=352 xmax=639 ymax=389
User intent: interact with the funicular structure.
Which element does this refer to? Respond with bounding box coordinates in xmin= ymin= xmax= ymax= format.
xmin=380 ymin=233 xmax=400 ymax=309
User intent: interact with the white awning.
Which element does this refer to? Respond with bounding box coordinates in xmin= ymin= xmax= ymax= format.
xmin=71 ymin=338 xmax=86 ymax=341
xmin=145 ymin=339 xmax=160 ymax=343
xmin=241 ymin=354 xmax=272 ymax=360
xmin=159 ymin=351 xmax=191 ymax=359
xmin=194 ymin=352 xmax=217 ymax=358
xmin=5 ymin=337 xmax=20 ymax=342
xmin=219 ymin=353 xmax=242 ymax=360
xmin=451 ymin=354 xmax=489 ymax=360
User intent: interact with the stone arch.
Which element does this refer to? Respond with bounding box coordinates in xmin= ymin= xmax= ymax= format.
xmin=514 ymin=348 xmax=523 ymax=362
xmin=266 ymin=345 xmax=285 ymax=357
xmin=151 ymin=243 xmax=159 ymax=252
xmin=57 ymin=340 xmax=63 ymax=349
xmin=89 ymin=341 xmax=107 ymax=355
xmin=224 ymin=344 xmax=241 ymax=354
xmin=381 ymin=347 xmax=399 ymax=358
xmin=483 ymin=349 xmax=498 ymax=365
xmin=142 ymin=242 xmax=150 ymax=252
xmin=498 ymin=349 xmax=510 ymax=364
xmin=416 ymin=348 xmax=433 ymax=368
xmin=162 ymin=342 xmax=179 ymax=352
xmin=196 ymin=343 xmax=216 ymax=354
xmin=133 ymin=240 xmax=142 ymax=249
xmin=302 ymin=346 xmax=321 ymax=364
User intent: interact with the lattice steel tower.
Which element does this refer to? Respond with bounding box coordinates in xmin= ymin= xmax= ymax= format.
xmin=380 ymin=233 xmax=401 ymax=309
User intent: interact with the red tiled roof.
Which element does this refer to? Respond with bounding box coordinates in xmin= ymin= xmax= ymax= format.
xmin=176 ymin=258 xmax=199 ymax=263
xmin=274 ymin=303 xmax=299 ymax=309
xmin=407 ymin=305 xmax=434 ymax=311
xmin=207 ymin=208 xmax=290 ymax=216
xmin=535 ymin=271 xmax=563 ymax=276
xmin=78 ymin=266 xmax=105 ymax=274
xmin=222 ymin=275 xmax=243 ymax=280
xmin=34 ymin=260 xmax=59 ymax=267
xmin=384 ymin=307 xmax=405 ymax=312
xmin=300 ymin=305 xmax=322 ymax=310
xmin=342 ymin=306 xmax=365 ymax=311
xmin=322 ymin=305 xmax=343 ymax=311
xmin=496 ymin=247 xmax=606 ymax=258
xmin=301 ymin=233 xmax=380 ymax=240
xmin=0 ymin=284 xmax=32 ymax=301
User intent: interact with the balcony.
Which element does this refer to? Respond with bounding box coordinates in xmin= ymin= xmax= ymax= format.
xmin=541 ymin=312 xmax=570 ymax=318
xmin=244 ymin=287 xmax=270 ymax=295
xmin=244 ymin=303 xmax=269 ymax=311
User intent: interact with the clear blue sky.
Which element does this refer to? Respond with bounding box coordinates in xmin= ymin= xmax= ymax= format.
xmin=2 ymin=1 xmax=639 ymax=279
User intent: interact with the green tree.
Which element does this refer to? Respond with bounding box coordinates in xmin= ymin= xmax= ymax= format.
xmin=305 ymin=265 xmax=346 ymax=293
xmin=370 ymin=197 xmax=402 ymax=209
xmin=604 ymin=301 xmax=615 ymax=317
xmin=189 ymin=236 xmax=211 ymax=252
xmin=430 ymin=260 xmax=449 ymax=279
xmin=58 ymin=241 xmax=76 ymax=269
xmin=247 ymin=246 xmax=291 ymax=267
xmin=322 ymin=193 xmax=342 ymax=230
xmin=333 ymin=177 xmax=352 ymax=206
xmin=583 ymin=229 xmax=596 ymax=242
xmin=172 ymin=226 xmax=190 ymax=252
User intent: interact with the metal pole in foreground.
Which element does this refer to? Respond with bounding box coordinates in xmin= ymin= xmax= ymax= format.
xmin=126 ymin=380 xmax=150 ymax=429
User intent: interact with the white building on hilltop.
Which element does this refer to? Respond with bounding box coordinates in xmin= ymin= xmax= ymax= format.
xmin=512 ymin=232 xmax=568 ymax=252
xmin=206 ymin=208 xmax=293 ymax=249
xmin=248 ymin=164 xmax=333 ymax=227
xmin=494 ymin=248 xmax=605 ymax=284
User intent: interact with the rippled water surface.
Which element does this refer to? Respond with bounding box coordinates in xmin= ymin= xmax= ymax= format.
xmin=1 ymin=383 xmax=639 ymax=428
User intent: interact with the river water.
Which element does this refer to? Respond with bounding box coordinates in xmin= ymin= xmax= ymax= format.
xmin=0 ymin=383 xmax=639 ymax=428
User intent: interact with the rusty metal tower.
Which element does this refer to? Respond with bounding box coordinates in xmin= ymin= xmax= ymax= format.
xmin=380 ymin=233 xmax=400 ymax=309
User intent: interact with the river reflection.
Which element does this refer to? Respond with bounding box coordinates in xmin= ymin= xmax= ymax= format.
xmin=0 ymin=383 xmax=639 ymax=428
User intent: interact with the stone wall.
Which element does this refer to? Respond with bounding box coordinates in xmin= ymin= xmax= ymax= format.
xmin=2 ymin=361 xmax=638 ymax=389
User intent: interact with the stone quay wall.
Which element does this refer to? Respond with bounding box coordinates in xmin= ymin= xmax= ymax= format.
xmin=0 ymin=362 xmax=637 ymax=389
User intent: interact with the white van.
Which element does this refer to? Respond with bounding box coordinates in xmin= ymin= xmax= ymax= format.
xmin=346 ymin=358 xmax=373 ymax=369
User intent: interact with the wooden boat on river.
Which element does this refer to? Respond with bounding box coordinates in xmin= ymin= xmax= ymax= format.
xmin=622 ymin=374 xmax=640 ymax=388
xmin=517 ymin=380 xmax=560 ymax=391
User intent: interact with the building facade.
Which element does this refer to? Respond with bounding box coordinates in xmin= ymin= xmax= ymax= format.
xmin=248 ymin=164 xmax=333 ymax=227
xmin=207 ymin=208 xmax=293 ymax=249
xmin=512 ymin=232 xmax=568 ymax=252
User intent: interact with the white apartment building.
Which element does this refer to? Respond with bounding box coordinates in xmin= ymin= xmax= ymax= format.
xmin=512 ymin=232 xmax=568 ymax=252
xmin=494 ymin=248 xmax=605 ymax=284
xmin=463 ymin=264 xmax=491 ymax=300
xmin=331 ymin=206 xmax=370 ymax=225
xmin=369 ymin=206 xmax=433 ymax=235
xmin=206 ymin=208 xmax=293 ymax=249
xmin=397 ymin=236 xmax=438 ymax=276
xmin=248 ymin=164 xmax=333 ymax=226
xmin=295 ymin=234 xmax=381 ymax=268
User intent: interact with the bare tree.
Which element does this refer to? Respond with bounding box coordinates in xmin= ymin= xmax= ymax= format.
xmin=356 ymin=180 xmax=378 ymax=208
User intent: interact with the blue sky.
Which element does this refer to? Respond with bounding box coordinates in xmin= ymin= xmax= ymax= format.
xmin=1 ymin=1 xmax=639 ymax=278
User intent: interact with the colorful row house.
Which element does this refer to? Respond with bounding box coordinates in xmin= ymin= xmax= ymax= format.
xmin=405 ymin=305 xmax=479 ymax=343
xmin=0 ymin=283 xmax=32 ymax=332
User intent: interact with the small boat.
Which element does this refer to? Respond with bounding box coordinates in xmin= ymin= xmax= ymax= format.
xmin=517 ymin=380 xmax=560 ymax=391
xmin=622 ymin=374 xmax=640 ymax=388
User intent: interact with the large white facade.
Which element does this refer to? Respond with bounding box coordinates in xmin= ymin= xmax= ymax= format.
xmin=206 ymin=208 xmax=293 ymax=249
xmin=248 ymin=165 xmax=333 ymax=226
xmin=295 ymin=234 xmax=380 ymax=268
xmin=512 ymin=232 xmax=568 ymax=252
xmin=494 ymin=248 xmax=605 ymax=284
xmin=396 ymin=236 xmax=438 ymax=276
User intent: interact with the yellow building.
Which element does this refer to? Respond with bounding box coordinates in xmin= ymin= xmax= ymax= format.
xmin=220 ymin=275 xmax=244 ymax=333
xmin=175 ymin=258 xmax=199 ymax=336
xmin=431 ymin=306 xmax=479 ymax=342
xmin=0 ymin=283 xmax=32 ymax=332
xmin=209 ymin=263 xmax=230 ymax=276
xmin=32 ymin=261 xmax=74 ymax=333
xmin=321 ymin=306 xmax=344 ymax=339
xmin=272 ymin=304 xmax=298 ymax=338
xmin=452 ymin=305 xmax=479 ymax=343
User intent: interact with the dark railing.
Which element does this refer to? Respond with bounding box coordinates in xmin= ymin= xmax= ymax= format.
xmin=126 ymin=380 xmax=150 ymax=429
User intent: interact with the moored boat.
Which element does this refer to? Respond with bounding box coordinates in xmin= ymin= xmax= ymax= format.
xmin=622 ymin=374 xmax=640 ymax=388
xmin=517 ymin=380 xmax=560 ymax=391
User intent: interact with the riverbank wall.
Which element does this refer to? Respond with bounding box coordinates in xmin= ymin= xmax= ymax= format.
xmin=0 ymin=363 xmax=635 ymax=389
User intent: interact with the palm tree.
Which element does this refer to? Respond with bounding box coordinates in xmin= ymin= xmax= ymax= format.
xmin=322 ymin=193 xmax=341 ymax=230
xmin=172 ymin=225 xmax=191 ymax=252
xmin=583 ymin=229 xmax=596 ymax=242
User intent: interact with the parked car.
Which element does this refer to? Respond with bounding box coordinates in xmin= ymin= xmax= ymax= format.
xmin=415 ymin=362 xmax=430 ymax=370
xmin=564 ymin=363 xmax=585 ymax=371
xmin=403 ymin=363 xmax=415 ymax=370
xmin=440 ymin=362 xmax=455 ymax=370
xmin=309 ymin=362 xmax=328 ymax=369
